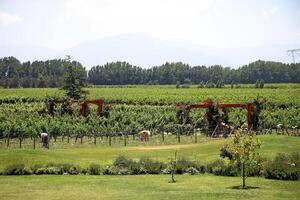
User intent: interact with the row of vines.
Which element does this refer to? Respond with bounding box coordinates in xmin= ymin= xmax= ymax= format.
xmin=0 ymin=100 xmax=299 ymax=148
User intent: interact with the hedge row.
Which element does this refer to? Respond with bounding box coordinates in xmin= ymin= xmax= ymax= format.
xmin=1 ymin=152 xmax=299 ymax=180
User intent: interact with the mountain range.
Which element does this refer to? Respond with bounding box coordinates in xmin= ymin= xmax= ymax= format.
xmin=0 ymin=34 xmax=298 ymax=69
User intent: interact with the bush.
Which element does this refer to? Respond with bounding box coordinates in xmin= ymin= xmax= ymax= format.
xmin=103 ymin=166 xmax=130 ymax=175
xmin=30 ymin=164 xmax=44 ymax=174
xmin=68 ymin=164 xmax=82 ymax=175
xmin=58 ymin=163 xmax=73 ymax=174
xmin=112 ymin=155 xmax=141 ymax=174
xmin=35 ymin=167 xmax=62 ymax=175
xmin=186 ymin=167 xmax=199 ymax=175
xmin=113 ymin=155 xmax=132 ymax=168
xmin=88 ymin=163 xmax=101 ymax=175
xmin=206 ymin=159 xmax=238 ymax=176
xmin=265 ymin=152 xmax=300 ymax=180
xmin=4 ymin=163 xmax=32 ymax=175
xmin=194 ymin=162 xmax=206 ymax=174
xmin=175 ymin=156 xmax=196 ymax=174
xmin=138 ymin=157 xmax=166 ymax=174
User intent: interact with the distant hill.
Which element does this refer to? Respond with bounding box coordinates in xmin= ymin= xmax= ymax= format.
xmin=0 ymin=34 xmax=298 ymax=69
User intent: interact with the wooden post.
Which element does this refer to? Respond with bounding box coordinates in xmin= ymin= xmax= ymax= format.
xmin=97 ymin=99 xmax=103 ymax=116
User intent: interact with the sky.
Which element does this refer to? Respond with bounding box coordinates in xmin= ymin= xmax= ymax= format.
xmin=0 ymin=0 xmax=300 ymax=67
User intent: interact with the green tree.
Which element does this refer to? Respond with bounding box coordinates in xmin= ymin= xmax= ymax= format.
xmin=62 ymin=56 xmax=88 ymax=99
xmin=225 ymin=130 xmax=262 ymax=189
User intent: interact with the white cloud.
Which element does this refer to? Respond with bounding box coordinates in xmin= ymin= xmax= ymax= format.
xmin=0 ymin=10 xmax=21 ymax=26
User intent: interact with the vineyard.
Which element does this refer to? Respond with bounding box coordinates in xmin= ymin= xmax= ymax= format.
xmin=0 ymin=84 xmax=299 ymax=149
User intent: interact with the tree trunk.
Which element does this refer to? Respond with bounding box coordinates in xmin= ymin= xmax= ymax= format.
xmin=33 ymin=136 xmax=36 ymax=150
xmin=19 ymin=137 xmax=22 ymax=149
xmin=124 ymin=133 xmax=127 ymax=146
xmin=242 ymin=162 xmax=246 ymax=189
xmin=7 ymin=135 xmax=10 ymax=148
xmin=109 ymin=135 xmax=112 ymax=146
xmin=80 ymin=136 xmax=83 ymax=144
xmin=177 ymin=133 xmax=180 ymax=143
xmin=94 ymin=136 xmax=97 ymax=145
xmin=67 ymin=136 xmax=70 ymax=143
xmin=162 ymin=132 xmax=165 ymax=143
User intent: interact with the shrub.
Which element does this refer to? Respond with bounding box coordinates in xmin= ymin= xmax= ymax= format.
xmin=206 ymin=159 xmax=238 ymax=176
xmin=4 ymin=163 xmax=32 ymax=175
xmin=175 ymin=156 xmax=196 ymax=174
xmin=264 ymin=152 xmax=300 ymax=180
xmin=88 ymin=163 xmax=101 ymax=175
xmin=186 ymin=167 xmax=199 ymax=175
xmin=30 ymin=164 xmax=44 ymax=174
xmin=103 ymin=166 xmax=130 ymax=175
xmin=35 ymin=167 xmax=62 ymax=175
xmin=194 ymin=162 xmax=206 ymax=174
xmin=68 ymin=164 xmax=82 ymax=175
xmin=58 ymin=163 xmax=73 ymax=174
xmin=113 ymin=155 xmax=132 ymax=168
xmin=138 ymin=157 xmax=166 ymax=174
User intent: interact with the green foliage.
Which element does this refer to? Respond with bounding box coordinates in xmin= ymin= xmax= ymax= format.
xmin=62 ymin=57 xmax=88 ymax=99
xmin=265 ymin=152 xmax=300 ymax=180
xmin=88 ymin=163 xmax=101 ymax=175
xmin=4 ymin=163 xmax=32 ymax=175
xmin=225 ymin=130 xmax=262 ymax=188
xmin=206 ymin=159 xmax=238 ymax=176
xmin=175 ymin=156 xmax=196 ymax=174
xmin=138 ymin=157 xmax=166 ymax=174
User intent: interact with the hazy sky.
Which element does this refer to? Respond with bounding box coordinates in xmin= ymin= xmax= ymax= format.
xmin=0 ymin=0 xmax=299 ymax=50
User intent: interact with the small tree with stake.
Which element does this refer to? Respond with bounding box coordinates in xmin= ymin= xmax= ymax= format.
xmin=168 ymin=150 xmax=178 ymax=183
xmin=224 ymin=129 xmax=262 ymax=189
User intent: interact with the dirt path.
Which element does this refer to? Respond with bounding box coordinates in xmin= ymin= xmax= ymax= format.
xmin=131 ymin=143 xmax=199 ymax=150
xmin=131 ymin=139 xmax=222 ymax=150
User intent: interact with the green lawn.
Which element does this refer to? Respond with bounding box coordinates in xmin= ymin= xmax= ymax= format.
xmin=0 ymin=174 xmax=299 ymax=200
xmin=0 ymin=135 xmax=299 ymax=170
xmin=0 ymin=134 xmax=299 ymax=200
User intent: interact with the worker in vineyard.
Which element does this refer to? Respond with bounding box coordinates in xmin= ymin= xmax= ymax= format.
xmin=138 ymin=130 xmax=150 ymax=141
xmin=41 ymin=132 xmax=49 ymax=148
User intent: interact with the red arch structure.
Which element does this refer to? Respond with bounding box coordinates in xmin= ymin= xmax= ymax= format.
xmin=48 ymin=99 xmax=104 ymax=117
xmin=178 ymin=98 xmax=255 ymax=129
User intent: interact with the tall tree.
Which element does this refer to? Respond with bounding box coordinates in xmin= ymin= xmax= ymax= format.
xmin=62 ymin=56 xmax=88 ymax=99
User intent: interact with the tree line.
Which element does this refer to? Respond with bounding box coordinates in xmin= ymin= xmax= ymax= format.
xmin=0 ymin=57 xmax=87 ymax=88
xmin=0 ymin=56 xmax=299 ymax=88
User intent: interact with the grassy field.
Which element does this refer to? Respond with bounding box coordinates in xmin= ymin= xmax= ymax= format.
xmin=0 ymin=135 xmax=299 ymax=170
xmin=0 ymin=84 xmax=299 ymax=200
xmin=0 ymin=134 xmax=299 ymax=200
xmin=0 ymin=174 xmax=299 ymax=200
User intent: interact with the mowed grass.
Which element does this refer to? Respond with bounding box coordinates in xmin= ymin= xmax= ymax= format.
xmin=0 ymin=174 xmax=299 ymax=200
xmin=0 ymin=135 xmax=299 ymax=170
xmin=0 ymin=135 xmax=299 ymax=200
